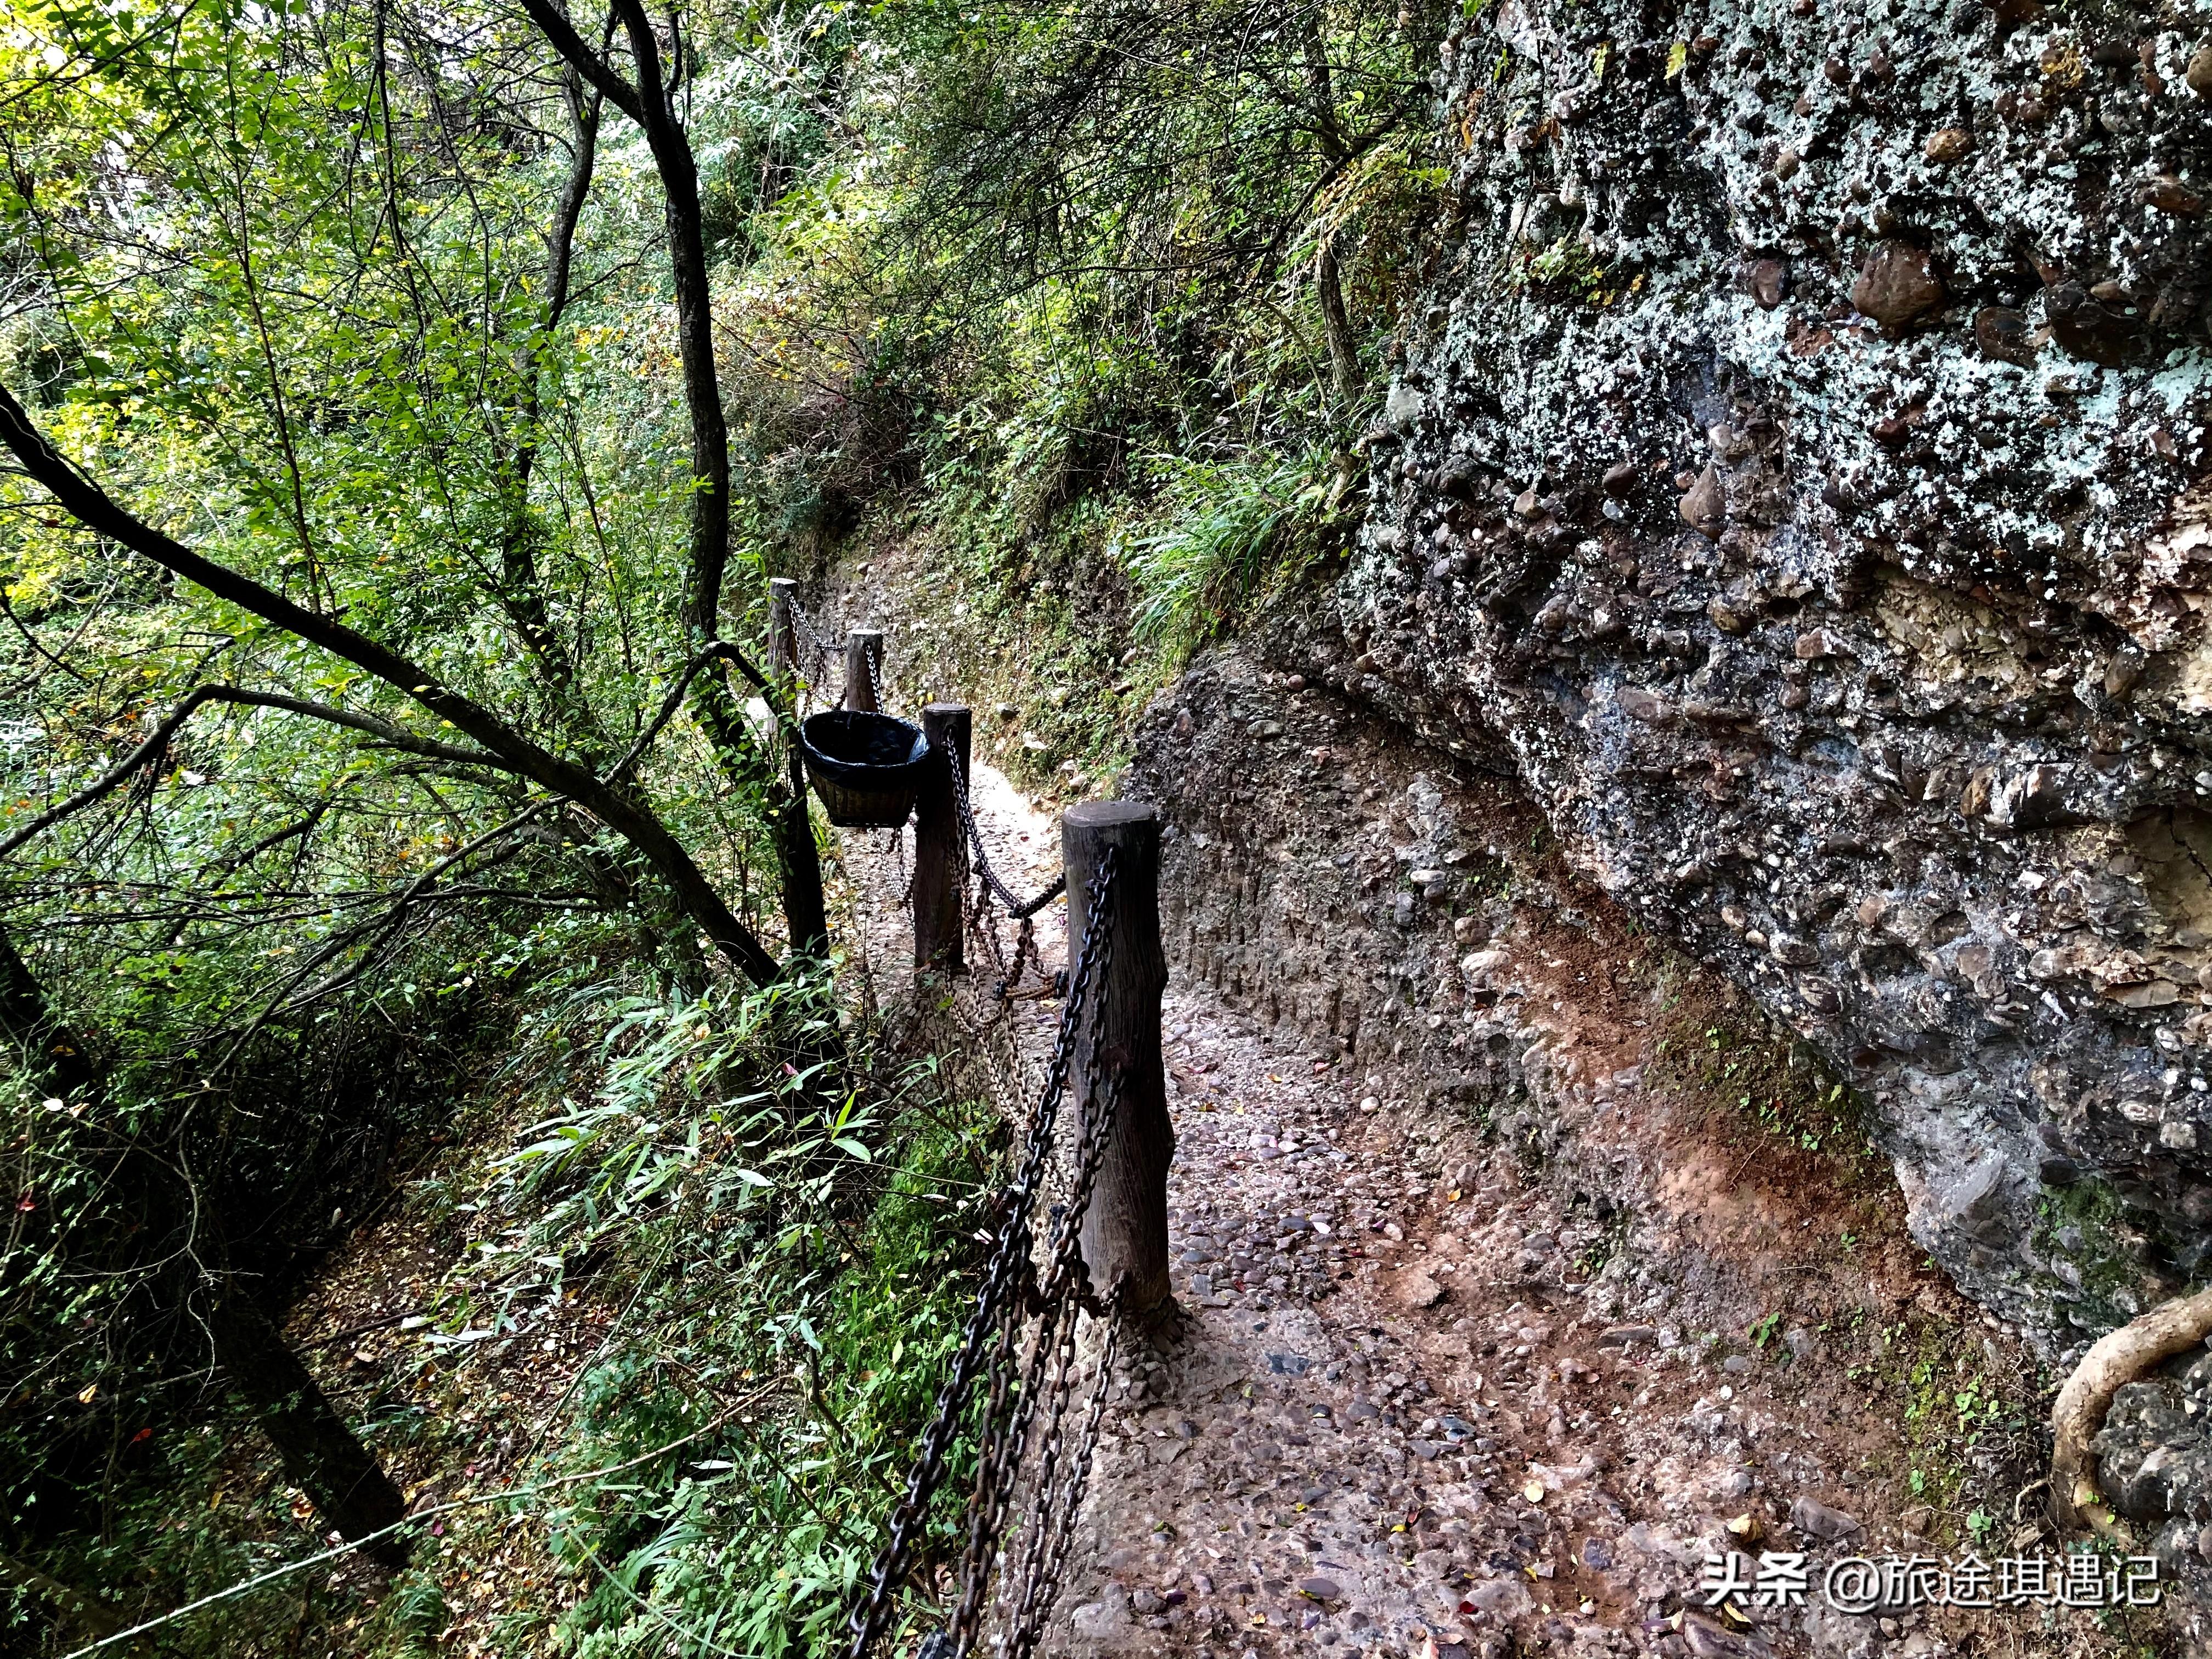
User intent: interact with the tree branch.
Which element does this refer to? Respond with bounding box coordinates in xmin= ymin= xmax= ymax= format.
xmin=605 ymin=640 xmax=774 ymax=784
xmin=0 ymin=383 xmax=782 ymax=986
xmin=0 ymin=684 xmax=503 ymax=861
xmin=513 ymin=0 xmax=644 ymax=126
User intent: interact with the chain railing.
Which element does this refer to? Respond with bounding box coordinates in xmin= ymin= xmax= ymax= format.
xmin=947 ymin=755 xmax=1065 ymax=921
xmin=946 ymin=1059 xmax=1128 ymax=1658
xmin=842 ymin=848 xmax=1123 ymax=1659
xmin=785 ymin=592 xmax=886 ymax=712
xmin=785 ymin=592 xmax=843 ymax=659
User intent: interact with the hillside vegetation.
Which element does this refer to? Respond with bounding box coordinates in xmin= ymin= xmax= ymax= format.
xmin=0 ymin=2 xmax=1448 ymax=1653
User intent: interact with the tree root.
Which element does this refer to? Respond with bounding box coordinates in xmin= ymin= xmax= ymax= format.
xmin=2051 ymin=1284 xmax=2212 ymax=1530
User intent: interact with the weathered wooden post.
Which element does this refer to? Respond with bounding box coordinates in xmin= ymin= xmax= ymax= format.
xmin=1064 ymin=802 xmax=1171 ymax=1313
xmin=915 ymin=704 xmax=969 ymax=975
xmin=767 ymin=577 xmax=798 ymax=684
xmin=844 ymin=628 xmax=883 ymax=714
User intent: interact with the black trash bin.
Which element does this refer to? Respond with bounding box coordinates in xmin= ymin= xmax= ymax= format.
xmin=798 ymin=710 xmax=932 ymax=828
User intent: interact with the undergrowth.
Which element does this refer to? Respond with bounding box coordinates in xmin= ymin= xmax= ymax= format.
xmin=1646 ymin=973 xmax=1884 ymax=1192
xmin=411 ymin=970 xmax=1001 ymax=1659
xmin=32 ymin=949 xmax=1007 ymax=1659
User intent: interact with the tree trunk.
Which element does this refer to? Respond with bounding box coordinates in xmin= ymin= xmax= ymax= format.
xmin=0 ymin=924 xmax=413 ymax=1570
xmin=206 ymin=1291 xmax=413 ymax=1570
xmin=1316 ymin=239 xmax=1358 ymax=407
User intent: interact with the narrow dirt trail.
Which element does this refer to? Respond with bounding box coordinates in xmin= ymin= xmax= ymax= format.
xmin=839 ymin=766 xmax=1627 ymax=1659
xmin=839 ymin=748 xmax=2058 ymax=1659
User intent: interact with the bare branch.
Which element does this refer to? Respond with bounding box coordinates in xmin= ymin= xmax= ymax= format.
xmin=0 ymin=382 xmax=782 ymax=985
xmin=515 ymin=0 xmax=645 ymax=127
xmin=0 ymin=685 xmax=506 ymax=862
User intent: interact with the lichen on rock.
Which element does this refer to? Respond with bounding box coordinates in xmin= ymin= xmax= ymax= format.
xmin=1345 ymin=0 xmax=2212 ymax=1352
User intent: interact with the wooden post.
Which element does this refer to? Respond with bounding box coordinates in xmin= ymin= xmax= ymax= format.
xmin=844 ymin=628 xmax=882 ymax=714
xmin=1064 ymin=802 xmax=1171 ymax=1313
xmin=767 ymin=577 xmax=798 ymax=685
xmin=915 ymin=704 xmax=969 ymax=975
xmin=765 ymin=577 xmax=829 ymax=957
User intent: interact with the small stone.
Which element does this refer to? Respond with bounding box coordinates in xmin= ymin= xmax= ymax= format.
xmin=1597 ymin=1324 xmax=1658 ymax=1347
xmin=2140 ymin=174 xmax=2205 ymax=216
xmin=1973 ymin=306 xmax=2035 ymax=366
xmin=1617 ymin=686 xmax=1670 ymax=724
xmin=2045 ymin=280 xmax=2140 ymax=367
xmin=1297 ymin=1577 xmax=1343 ymax=1601
xmin=1681 ymin=1614 xmax=1764 ymax=1659
xmin=1790 ymin=1494 xmax=1864 ymax=1540
xmin=1679 ymin=465 xmax=1724 ymax=533
xmin=1797 ymin=976 xmax=1843 ymax=1015
xmin=1461 ymin=949 xmax=1510 ymax=983
xmin=1401 ymin=1271 xmax=1447 ymax=1310
xmin=1924 ymin=126 xmax=1973 ymax=162
xmin=1959 ymin=767 xmax=1996 ymax=818
xmin=1436 ymin=454 xmax=1483 ymax=498
xmin=1602 ymin=460 xmax=1638 ymax=496
xmin=1769 ymin=934 xmax=1820 ymax=967
xmin=1852 ymin=241 xmax=1944 ymax=332
xmin=2191 ymin=45 xmax=2212 ymax=96
xmin=1130 ymin=1588 xmax=1166 ymax=1615
xmin=1748 ymin=258 xmax=1786 ymax=308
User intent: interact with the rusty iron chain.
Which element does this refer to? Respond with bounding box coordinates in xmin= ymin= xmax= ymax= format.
xmin=946 ymin=1057 xmax=1131 ymax=1659
xmin=946 ymin=752 xmax=1066 ymax=921
xmin=841 ymin=847 xmax=1121 ymax=1659
xmin=784 ymin=592 xmax=843 ymax=658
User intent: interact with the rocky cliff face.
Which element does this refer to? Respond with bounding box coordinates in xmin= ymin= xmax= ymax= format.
xmin=1346 ymin=0 xmax=2212 ymax=1355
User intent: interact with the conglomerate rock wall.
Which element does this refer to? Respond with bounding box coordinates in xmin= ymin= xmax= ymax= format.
xmin=1343 ymin=0 xmax=2212 ymax=1353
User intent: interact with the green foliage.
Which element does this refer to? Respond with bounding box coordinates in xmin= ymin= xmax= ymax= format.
xmin=1119 ymin=446 xmax=1345 ymax=655
xmin=0 ymin=0 xmax=1470 ymax=1651
xmin=435 ymin=977 xmax=999 ymax=1659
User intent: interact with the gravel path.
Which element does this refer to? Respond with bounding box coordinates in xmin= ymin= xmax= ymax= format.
xmin=843 ymin=766 xmax=1575 ymax=1659
xmin=838 ymin=760 xmax=1993 ymax=1659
